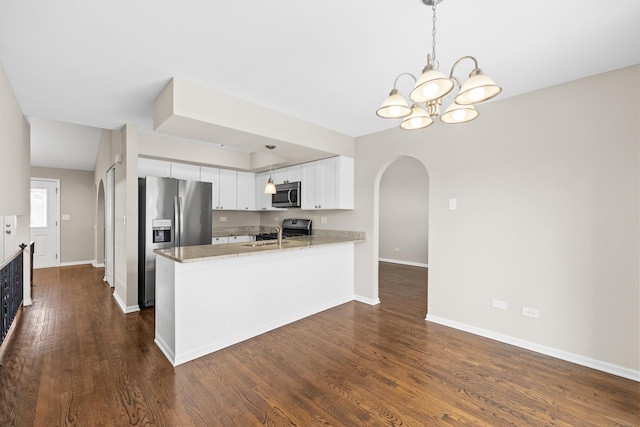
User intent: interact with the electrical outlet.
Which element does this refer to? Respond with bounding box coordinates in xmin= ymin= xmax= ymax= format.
xmin=522 ymin=307 xmax=540 ymax=318
xmin=321 ymin=216 xmax=327 ymax=224
xmin=220 ymin=216 xmax=227 ymax=222
xmin=491 ymin=299 xmax=508 ymax=310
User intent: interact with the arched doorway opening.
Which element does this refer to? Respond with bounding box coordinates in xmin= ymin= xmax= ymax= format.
xmin=375 ymin=156 xmax=429 ymax=319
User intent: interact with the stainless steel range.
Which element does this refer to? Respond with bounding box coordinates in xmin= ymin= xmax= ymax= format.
xmin=255 ymin=218 xmax=312 ymax=241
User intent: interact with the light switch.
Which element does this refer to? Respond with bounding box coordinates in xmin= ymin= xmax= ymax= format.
xmin=62 ymin=214 xmax=70 ymax=221
xmin=448 ymin=198 xmax=457 ymax=210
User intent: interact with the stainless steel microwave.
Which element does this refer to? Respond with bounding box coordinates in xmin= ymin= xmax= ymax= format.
xmin=272 ymin=182 xmax=301 ymax=208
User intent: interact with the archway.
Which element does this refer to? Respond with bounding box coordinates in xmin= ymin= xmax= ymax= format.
xmin=375 ymin=156 xmax=430 ymax=317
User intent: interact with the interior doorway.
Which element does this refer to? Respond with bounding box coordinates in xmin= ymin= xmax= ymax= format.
xmin=377 ymin=157 xmax=429 ymax=318
xmin=30 ymin=178 xmax=60 ymax=269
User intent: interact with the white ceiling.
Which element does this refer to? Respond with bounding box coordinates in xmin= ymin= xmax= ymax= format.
xmin=0 ymin=0 xmax=638 ymax=170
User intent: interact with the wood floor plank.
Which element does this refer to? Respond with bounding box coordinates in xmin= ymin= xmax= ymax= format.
xmin=0 ymin=262 xmax=636 ymax=426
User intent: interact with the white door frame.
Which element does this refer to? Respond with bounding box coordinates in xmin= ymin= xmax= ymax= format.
xmin=105 ymin=167 xmax=115 ymax=287
xmin=30 ymin=177 xmax=61 ymax=269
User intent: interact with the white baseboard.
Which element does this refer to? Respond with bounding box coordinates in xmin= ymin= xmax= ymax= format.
xmin=426 ymin=314 xmax=640 ymax=382
xmin=112 ymin=291 xmax=140 ymax=314
xmin=379 ymin=258 xmax=428 ymax=268
xmin=354 ymin=295 xmax=381 ymax=306
xmin=59 ymin=260 xmax=94 ymax=267
xmin=92 ymin=261 xmax=105 ymax=268
xmin=23 ymin=298 xmax=33 ymax=306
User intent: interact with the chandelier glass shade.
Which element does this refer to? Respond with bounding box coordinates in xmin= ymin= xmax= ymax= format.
xmin=376 ymin=88 xmax=412 ymax=119
xmin=400 ymin=104 xmax=434 ymax=130
xmin=376 ymin=0 xmax=501 ymax=130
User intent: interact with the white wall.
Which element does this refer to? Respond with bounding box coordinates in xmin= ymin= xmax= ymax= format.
xmin=0 ymin=61 xmax=29 ymax=216
xmin=379 ymin=157 xmax=429 ymax=265
xmin=351 ymin=65 xmax=639 ymax=375
xmin=0 ymin=60 xmax=31 ymax=304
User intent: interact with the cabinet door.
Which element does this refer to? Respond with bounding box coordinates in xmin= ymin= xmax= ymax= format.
xmin=237 ymin=171 xmax=256 ymax=211
xmin=138 ymin=158 xmax=171 ymax=178
xmin=301 ymin=162 xmax=318 ymax=210
xmin=228 ymin=235 xmax=252 ymax=243
xmin=286 ymin=165 xmax=302 ymax=183
xmin=300 ymin=157 xmax=353 ymax=210
xmin=218 ymin=169 xmax=237 ymax=210
xmin=317 ymin=157 xmax=339 ymax=210
xmin=272 ymin=168 xmax=287 ymax=185
xmin=170 ymin=163 xmax=201 ymax=181
xmin=200 ymin=167 xmax=220 ymax=208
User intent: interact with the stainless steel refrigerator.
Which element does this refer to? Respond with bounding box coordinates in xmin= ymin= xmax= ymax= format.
xmin=138 ymin=176 xmax=212 ymax=307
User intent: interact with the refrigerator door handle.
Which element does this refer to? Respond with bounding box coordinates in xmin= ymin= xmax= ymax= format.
xmin=174 ymin=196 xmax=182 ymax=247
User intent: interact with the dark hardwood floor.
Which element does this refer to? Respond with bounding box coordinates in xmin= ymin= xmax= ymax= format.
xmin=0 ymin=262 xmax=637 ymax=426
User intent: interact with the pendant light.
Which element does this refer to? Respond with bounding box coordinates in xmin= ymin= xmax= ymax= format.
xmin=376 ymin=0 xmax=501 ymax=129
xmin=264 ymin=145 xmax=277 ymax=194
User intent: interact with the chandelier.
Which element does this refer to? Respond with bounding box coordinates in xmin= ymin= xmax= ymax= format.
xmin=376 ymin=0 xmax=501 ymax=130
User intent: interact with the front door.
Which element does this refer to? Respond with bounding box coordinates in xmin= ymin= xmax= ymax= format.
xmin=30 ymin=179 xmax=59 ymax=269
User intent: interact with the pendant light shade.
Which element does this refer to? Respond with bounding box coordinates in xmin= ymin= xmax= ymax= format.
xmin=400 ymin=104 xmax=434 ymax=130
xmin=440 ymin=102 xmax=478 ymax=124
xmin=264 ymin=177 xmax=276 ymax=194
xmin=454 ymin=68 xmax=502 ymax=105
xmin=376 ymin=89 xmax=412 ymax=119
xmin=410 ymin=58 xmax=454 ymax=103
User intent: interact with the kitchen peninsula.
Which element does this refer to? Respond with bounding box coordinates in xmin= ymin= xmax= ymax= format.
xmin=153 ymin=234 xmax=364 ymax=366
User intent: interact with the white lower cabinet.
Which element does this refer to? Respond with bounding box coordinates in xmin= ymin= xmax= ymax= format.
xmin=211 ymin=236 xmax=229 ymax=245
xmin=229 ymin=235 xmax=254 ymax=243
xmin=212 ymin=235 xmax=254 ymax=245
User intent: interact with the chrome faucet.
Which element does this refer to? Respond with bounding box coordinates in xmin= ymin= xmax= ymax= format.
xmin=275 ymin=227 xmax=283 ymax=246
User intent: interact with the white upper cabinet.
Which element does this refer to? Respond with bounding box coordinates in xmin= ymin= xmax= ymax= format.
xmin=301 ymin=156 xmax=354 ymax=210
xmin=272 ymin=169 xmax=287 ymax=185
xmin=201 ymin=167 xmax=237 ymax=210
xmin=139 ymin=157 xmax=352 ymax=212
xmin=285 ymin=165 xmax=302 ymax=183
xmin=138 ymin=158 xmax=171 ymax=178
xmin=139 ymin=158 xmax=200 ymax=181
xmin=236 ymin=171 xmax=256 ymax=211
xmin=170 ymin=163 xmax=201 ymax=181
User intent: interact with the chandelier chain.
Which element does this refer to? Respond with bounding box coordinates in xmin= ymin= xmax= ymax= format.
xmin=431 ymin=0 xmax=437 ymax=64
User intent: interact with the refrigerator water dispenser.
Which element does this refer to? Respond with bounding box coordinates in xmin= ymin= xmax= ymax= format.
xmin=152 ymin=219 xmax=172 ymax=243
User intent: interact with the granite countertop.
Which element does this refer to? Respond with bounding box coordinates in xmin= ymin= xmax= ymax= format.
xmin=155 ymin=235 xmax=365 ymax=263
